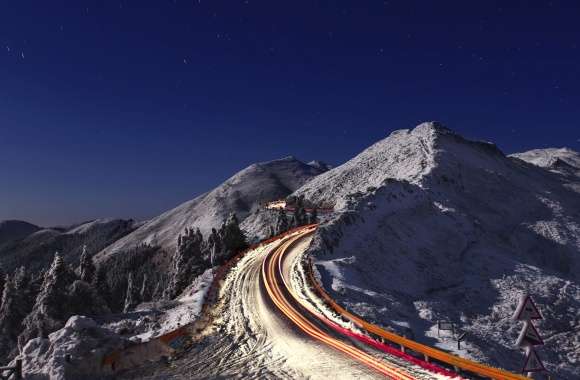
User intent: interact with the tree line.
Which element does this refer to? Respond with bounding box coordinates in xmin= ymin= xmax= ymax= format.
xmin=0 ymin=206 xmax=317 ymax=364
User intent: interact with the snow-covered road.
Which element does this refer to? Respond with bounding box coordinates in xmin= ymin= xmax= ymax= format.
xmin=122 ymin=229 xmax=383 ymax=379
xmin=122 ymin=227 xmax=461 ymax=379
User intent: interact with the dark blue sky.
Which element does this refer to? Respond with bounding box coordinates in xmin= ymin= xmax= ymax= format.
xmin=1 ymin=1 xmax=579 ymax=226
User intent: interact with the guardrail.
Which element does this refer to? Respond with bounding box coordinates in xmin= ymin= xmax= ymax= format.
xmin=303 ymin=258 xmax=528 ymax=380
xmin=0 ymin=359 xmax=22 ymax=380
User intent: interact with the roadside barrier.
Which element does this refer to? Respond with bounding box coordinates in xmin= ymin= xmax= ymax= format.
xmin=303 ymin=258 xmax=528 ymax=380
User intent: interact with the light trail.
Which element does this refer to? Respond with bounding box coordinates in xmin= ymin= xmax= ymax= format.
xmin=296 ymin=230 xmax=529 ymax=380
xmin=261 ymin=227 xmax=419 ymax=380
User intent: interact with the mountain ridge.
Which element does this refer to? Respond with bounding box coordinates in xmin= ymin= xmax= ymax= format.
xmin=293 ymin=122 xmax=580 ymax=378
xmin=96 ymin=156 xmax=328 ymax=262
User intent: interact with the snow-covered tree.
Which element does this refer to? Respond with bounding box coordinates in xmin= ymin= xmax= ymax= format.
xmin=0 ymin=275 xmax=20 ymax=360
xmin=168 ymin=227 xmax=205 ymax=299
xmin=36 ymin=253 xmax=71 ymax=320
xmin=206 ymin=228 xmax=222 ymax=264
xmin=220 ymin=213 xmax=247 ymax=258
xmin=18 ymin=253 xmax=73 ymax=348
xmin=275 ymin=210 xmax=289 ymax=235
xmin=123 ymin=272 xmax=139 ymax=313
xmin=140 ymin=273 xmax=150 ymax=302
xmin=0 ymin=276 xmax=20 ymax=337
xmin=1 ymin=266 xmax=41 ymax=360
xmin=69 ymin=279 xmax=110 ymax=316
xmin=0 ymin=266 xmax=4 ymax=301
xmin=79 ymin=245 xmax=96 ymax=284
xmin=308 ymin=207 xmax=318 ymax=224
xmin=93 ymin=264 xmax=111 ymax=308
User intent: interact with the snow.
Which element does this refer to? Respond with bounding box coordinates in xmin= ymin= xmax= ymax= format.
xmin=18 ymin=267 xmax=215 ymax=379
xmin=64 ymin=218 xmax=129 ymax=235
xmin=511 ymin=147 xmax=580 ymax=175
xmin=129 ymin=267 xmax=214 ymax=342
xmin=96 ymin=156 xmax=327 ymax=262
xmin=293 ymin=122 xmax=580 ymax=379
xmin=18 ymin=316 xmax=127 ymax=379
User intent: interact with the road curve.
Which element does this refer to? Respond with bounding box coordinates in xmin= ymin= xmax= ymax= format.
xmin=122 ymin=227 xmax=386 ymax=379
xmin=262 ymin=227 xmax=452 ymax=380
xmin=287 ymin=228 xmax=529 ymax=380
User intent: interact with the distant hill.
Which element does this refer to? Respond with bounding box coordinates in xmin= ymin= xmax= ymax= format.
xmin=0 ymin=219 xmax=137 ymax=272
xmin=0 ymin=220 xmax=40 ymax=247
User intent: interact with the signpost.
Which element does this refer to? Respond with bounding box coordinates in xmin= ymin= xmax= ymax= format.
xmin=456 ymin=331 xmax=467 ymax=350
xmin=513 ymin=294 xmax=546 ymax=378
xmin=437 ymin=320 xmax=455 ymax=337
xmin=522 ymin=347 xmax=546 ymax=374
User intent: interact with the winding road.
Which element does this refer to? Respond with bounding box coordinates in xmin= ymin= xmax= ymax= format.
xmin=123 ymin=225 xmax=525 ymax=379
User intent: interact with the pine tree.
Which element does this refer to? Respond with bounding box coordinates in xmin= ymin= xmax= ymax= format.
xmin=69 ymin=279 xmax=110 ymax=316
xmin=207 ymin=228 xmax=222 ymax=265
xmin=123 ymin=272 xmax=139 ymax=313
xmin=0 ymin=275 xmax=20 ymax=338
xmin=79 ymin=245 xmax=96 ymax=284
xmin=168 ymin=227 xmax=205 ymax=299
xmin=275 ymin=210 xmax=289 ymax=235
xmin=152 ymin=279 xmax=163 ymax=301
xmin=1 ymin=266 xmax=39 ymax=359
xmin=220 ymin=213 xmax=247 ymax=259
xmin=0 ymin=275 xmax=21 ymax=359
xmin=36 ymin=253 xmax=70 ymax=320
xmin=0 ymin=266 xmax=4 ymax=303
xmin=93 ymin=264 xmax=111 ymax=308
xmin=140 ymin=273 xmax=150 ymax=302
xmin=0 ymin=274 xmax=8 ymax=309
xmin=309 ymin=207 xmax=318 ymax=224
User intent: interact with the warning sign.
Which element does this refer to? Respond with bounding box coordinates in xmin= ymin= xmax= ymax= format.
xmin=522 ymin=348 xmax=546 ymax=373
xmin=516 ymin=322 xmax=544 ymax=347
xmin=513 ymin=295 xmax=543 ymax=321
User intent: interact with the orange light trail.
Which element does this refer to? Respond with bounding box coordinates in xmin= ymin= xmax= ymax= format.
xmin=261 ymin=228 xmax=418 ymax=380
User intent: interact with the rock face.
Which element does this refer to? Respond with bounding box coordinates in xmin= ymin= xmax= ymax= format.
xmin=96 ymin=156 xmax=328 ymax=262
xmin=294 ymin=122 xmax=580 ymax=378
xmin=19 ymin=316 xmax=126 ymax=380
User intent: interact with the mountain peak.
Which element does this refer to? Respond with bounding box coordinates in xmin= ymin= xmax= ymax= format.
xmin=414 ymin=121 xmax=453 ymax=135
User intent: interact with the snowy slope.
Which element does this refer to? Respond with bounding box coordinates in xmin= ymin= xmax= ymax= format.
xmin=96 ymin=157 xmax=327 ymax=261
xmin=294 ymin=122 xmax=580 ymax=378
xmin=0 ymin=220 xmax=40 ymax=247
xmin=511 ymin=147 xmax=580 ymax=178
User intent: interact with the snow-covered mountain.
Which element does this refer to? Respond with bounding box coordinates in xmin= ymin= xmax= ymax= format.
xmin=294 ymin=122 xmax=580 ymax=378
xmin=0 ymin=219 xmax=136 ymax=272
xmin=96 ymin=156 xmax=328 ymax=261
xmin=0 ymin=220 xmax=40 ymax=247
xmin=511 ymin=147 xmax=580 ymax=178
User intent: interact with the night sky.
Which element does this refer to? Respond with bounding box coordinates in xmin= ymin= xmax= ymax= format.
xmin=1 ymin=1 xmax=579 ymax=226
